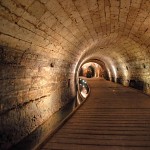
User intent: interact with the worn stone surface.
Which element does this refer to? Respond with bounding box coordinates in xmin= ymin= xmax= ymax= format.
xmin=0 ymin=0 xmax=150 ymax=149
xmin=0 ymin=46 xmax=74 ymax=149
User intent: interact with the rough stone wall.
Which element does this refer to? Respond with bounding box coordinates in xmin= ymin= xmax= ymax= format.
xmin=79 ymin=37 xmax=150 ymax=94
xmin=0 ymin=0 xmax=150 ymax=149
xmin=0 ymin=46 xmax=75 ymax=149
xmin=115 ymin=39 xmax=150 ymax=94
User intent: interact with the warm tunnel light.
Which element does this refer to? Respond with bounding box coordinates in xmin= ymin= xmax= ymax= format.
xmin=80 ymin=62 xmax=103 ymax=78
xmin=112 ymin=65 xmax=117 ymax=80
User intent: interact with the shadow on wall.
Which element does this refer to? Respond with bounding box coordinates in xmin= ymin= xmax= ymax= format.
xmin=0 ymin=46 xmax=75 ymax=149
xmin=114 ymin=76 xmax=150 ymax=95
xmin=129 ymin=80 xmax=144 ymax=90
xmin=11 ymin=77 xmax=89 ymax=150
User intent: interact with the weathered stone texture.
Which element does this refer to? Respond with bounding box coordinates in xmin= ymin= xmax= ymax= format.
xmin=0 ymin=46 xmax=74 ymax=149
xmin=0 ymin=0 xmax=150 ymax=149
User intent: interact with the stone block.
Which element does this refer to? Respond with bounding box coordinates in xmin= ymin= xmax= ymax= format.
xmin=28 ymin=1 xmax=46 ymax=19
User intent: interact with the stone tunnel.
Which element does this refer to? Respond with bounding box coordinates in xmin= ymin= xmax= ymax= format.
xmin=0 ymin=0 xmax=150 ymax=149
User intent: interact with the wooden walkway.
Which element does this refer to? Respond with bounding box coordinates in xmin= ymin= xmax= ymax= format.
xmin=41 ymin=78 xmax=150 ymax=150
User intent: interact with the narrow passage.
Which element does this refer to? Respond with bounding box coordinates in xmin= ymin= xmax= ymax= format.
xmin=41 ymin=78 xmax=150 ymax=150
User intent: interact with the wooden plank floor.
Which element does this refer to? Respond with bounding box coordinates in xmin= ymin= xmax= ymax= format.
xmin=41 ymin=78 xmax=150 ymax=150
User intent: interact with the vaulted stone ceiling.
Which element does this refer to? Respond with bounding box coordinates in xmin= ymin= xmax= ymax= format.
xmin=0 ymin=1 xmax=150 ymax=62
xmin=0 ymin=0 xmax=150 ymax=78
xmin=0 ymin=0 xmax=150 ymax=148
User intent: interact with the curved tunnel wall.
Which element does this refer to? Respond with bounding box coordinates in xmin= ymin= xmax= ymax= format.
xmin=77 ymin=36 xmax=150 ymax=93
xmin=0 ymin=46 xmax=76 ymax=149
xmin=0 ymin=0 xmax=150 ymax=149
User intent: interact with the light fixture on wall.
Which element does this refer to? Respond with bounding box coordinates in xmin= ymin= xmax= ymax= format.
xmin=112 ymin=65 xmax=117 ymax=79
